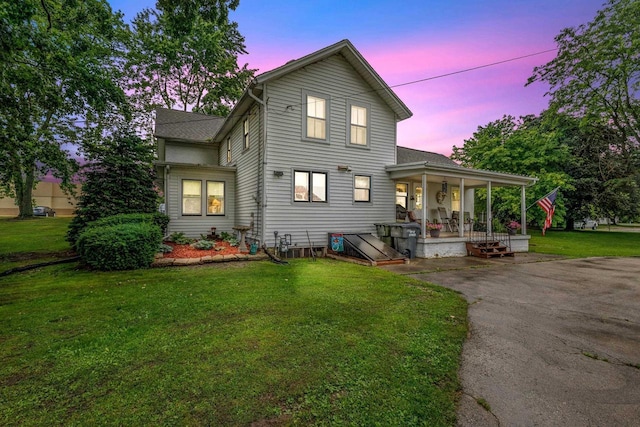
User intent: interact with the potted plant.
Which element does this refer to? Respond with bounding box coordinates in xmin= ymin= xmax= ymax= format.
xmin=507 ymin=220 xmax=520 ymax=236
xmin=427 ymin=222 xmax=443 ymax=238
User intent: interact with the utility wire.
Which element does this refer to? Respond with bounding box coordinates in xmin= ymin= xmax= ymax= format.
xmin=389 ymin=48 xmax=558 ymax=89
xmin=144 ymin=47 xmax=561 ymax=126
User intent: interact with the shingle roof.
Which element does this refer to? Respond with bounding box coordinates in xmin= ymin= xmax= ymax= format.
xmin=397 ymin=146 xmax=459 ymax=166
xmin=154 ymin=108 xmax=225 ymax=143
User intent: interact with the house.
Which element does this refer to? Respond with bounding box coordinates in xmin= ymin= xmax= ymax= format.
xmin=154 ymin=39 xmax=537 ymax=258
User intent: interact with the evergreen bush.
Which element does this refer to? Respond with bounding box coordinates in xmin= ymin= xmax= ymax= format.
xmin=77 ymin=222 xmax=162 ymax=271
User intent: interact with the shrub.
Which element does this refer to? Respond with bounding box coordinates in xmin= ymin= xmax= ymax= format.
xmin=167 ymin=232 xmax=194 ymax=245
xmin=77 ymin=222 xmax=162 ymax=271
xmin=158 ymin=243 xmax=173 ymax=253
xmin=191 ymin=240 xmax=215 ymax=250
xmin=68 ymin=212 xmax=169 ymax=249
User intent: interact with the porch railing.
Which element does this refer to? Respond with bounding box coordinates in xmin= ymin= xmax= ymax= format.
xmin=467 ymin=219 xmax=512 ymax=252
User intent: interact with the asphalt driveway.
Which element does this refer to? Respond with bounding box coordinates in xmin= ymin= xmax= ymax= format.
xmin=383 ymin=255 xmax=640 ymax=426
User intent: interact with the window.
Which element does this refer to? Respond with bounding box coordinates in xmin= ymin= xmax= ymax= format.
xmin=354 ymin=175 xmax=371 ymax=202
xmin=395 ymin=183 xmax=408 ymax=208
xmin=294 ymin=170 xmax=327 ymax=202
xmin=451 ymin=186 xmax=460 ymax=212
xmin=182 ymin=180 xmax=201 ymax=215
xmin=304 ymin=93 xmax=328 ymax=141
xmin=243 ymin=118 xmax=249 ymax=150
xmin=207 ymin=181 xmax=225 ymax=215
xmin=415 ymin=186 xmax=423 ymax=209
xmin=226 ymin=138 xmax=231 ymax=163
xmin=349 ymin=104 xmax=368 ymax=145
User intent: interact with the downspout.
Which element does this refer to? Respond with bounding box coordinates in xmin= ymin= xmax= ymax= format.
xmin=248 ymin=83 xmax=267 ymax=246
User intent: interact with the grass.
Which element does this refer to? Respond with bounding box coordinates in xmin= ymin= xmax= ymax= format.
xmin=529 ymin=229 xmax=640 ymax=257
xmin=0 ymin=218 xmax=468 ymax=426
xmin=0 ymin=217 xmax=74 ymax=273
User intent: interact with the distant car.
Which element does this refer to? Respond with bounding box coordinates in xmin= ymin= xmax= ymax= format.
xmin=33 ymin=206 xmax=56 ymax=217
xmin=580 ymin=218 xmax=598 ymax=230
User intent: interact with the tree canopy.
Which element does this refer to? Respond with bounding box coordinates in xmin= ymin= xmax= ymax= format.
xmin=126 ymin=0 xmax=255 ymax=122
xmin=526 ymin=0 xmax=640 ymax=223
xmin=0 ymin=0 xmax=130 ymax=217
xmin=452 ymin=114 xmax=573 ymax=227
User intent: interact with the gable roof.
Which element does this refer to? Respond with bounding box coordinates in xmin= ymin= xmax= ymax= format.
xmin=257 ymin=39 xmax=412 ymax=120
xmin=154 ymin=108 xmax=225 ymax=143
xmin=397 ymin=146 xmax=459 ymax=167
xmin=214 ymin=39 xmax=412 ymax=142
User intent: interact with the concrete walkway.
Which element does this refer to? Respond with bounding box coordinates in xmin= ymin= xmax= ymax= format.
xmin=382 ymin=255 xmax=640 ymax=426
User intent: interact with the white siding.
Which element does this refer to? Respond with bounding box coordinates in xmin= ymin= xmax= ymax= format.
xmin=263 ymin=54 xmax=397 ymax=247
xmin=217 ymin=105 xmax=263 ymax=240
xmin=165 ymin=166 xmax=236 ymax=237
xmin=166 ymin=142 xmax=219 ymax=165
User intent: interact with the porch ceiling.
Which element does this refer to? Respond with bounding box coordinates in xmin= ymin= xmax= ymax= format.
xmin=385 ymin=161 xmax=537 ymax=188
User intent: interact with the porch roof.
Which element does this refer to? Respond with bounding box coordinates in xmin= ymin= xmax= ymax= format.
xmin=385 ymin=161 xmax=538 ymax=188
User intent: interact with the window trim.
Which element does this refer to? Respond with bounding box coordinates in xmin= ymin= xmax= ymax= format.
xmin=302 ymin=90 xmax=330 ymax=143
xmin=206 ymin=180 xmax=226 ymax=216
xmin=293 ymin=169 xmax=328 ymax=203
xmin=354 ymin=174 xmax=372 ymax=203
xmin=347 ymin=100 xmax=371 ymax=148
xmin=243 ymin=118 xmax=249 ymax=151
xmin=182 ymin=179 xmax=202 ymax=216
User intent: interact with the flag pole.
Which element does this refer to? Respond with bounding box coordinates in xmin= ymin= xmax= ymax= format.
xmin=526 ymin=186 xmax=560 ymax=211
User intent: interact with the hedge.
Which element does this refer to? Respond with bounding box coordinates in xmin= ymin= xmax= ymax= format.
xmin=68 ymin=212 xmax=169 ymax=249
xmin=77 ymin=222 xmax=162 ymax=271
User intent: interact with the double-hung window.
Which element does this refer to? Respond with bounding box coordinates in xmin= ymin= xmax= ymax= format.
xmin=294 ymin=171 xmax=327 ymax=202
xmin=348 ymin=102 xmax=369 ymax=146
xmin=243 ymin=118 xmax=249 ymax=150
xmin=226 ymin=138 xmax=232 ymax=163
xmin=182 ymin=180 xmax=202 ymax=215
xmin=354 ymin=175 xmax=371 ymax=202
xmin=207 ymin=181 xmax=225 ymax=215
xmin=304 ymin=92 xmax=329 ymax=141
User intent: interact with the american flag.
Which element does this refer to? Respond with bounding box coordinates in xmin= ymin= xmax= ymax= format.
xmin=537 ymin=188 xmax=558 ymax=236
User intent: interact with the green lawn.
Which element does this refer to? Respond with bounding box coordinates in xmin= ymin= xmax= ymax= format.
xmin=0 ymin=217 xmax=74 ymax=273
xmin=529 ymin=229 xmax=640 ymax=257
xmin=0 ymin=218 xmax=467 ymax=426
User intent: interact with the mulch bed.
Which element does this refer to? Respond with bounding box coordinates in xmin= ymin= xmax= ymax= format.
xmin=162 ymin=241 xmax=244 ymax=259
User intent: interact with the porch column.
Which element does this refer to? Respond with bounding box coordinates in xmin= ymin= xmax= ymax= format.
xmin=459 ymin=178 xmax=465 ymax=237
xmin=521 ymin=185 xmax=527 ymax=235
xmin=421 ymin=173 xmax=428 ymax=238
xmin=486 ymin=181 xmax=492 ymax=236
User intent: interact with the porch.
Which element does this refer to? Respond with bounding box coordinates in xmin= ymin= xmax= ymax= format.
xmin=385 ymin=158 xmax=538 ymax=258
xmin=414 ymin=232 xmax=531 ymax=259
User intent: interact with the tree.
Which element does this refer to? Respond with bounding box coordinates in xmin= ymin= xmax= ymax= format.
xmin=125 ymin=0 xmax=255 ymax=129
xmin=452 ymin=114 xmax=572 ymax=227
xmin=527 ymin=0 xmax=640 ymax=223
xmin=0 ymin=0 xmax=130 ymax=218
xmin=67 ymin=127 xmax=160 ymax=247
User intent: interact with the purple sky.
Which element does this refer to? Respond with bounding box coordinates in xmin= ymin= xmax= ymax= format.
xmin=110 ymin=0 xmax=605 ymax=155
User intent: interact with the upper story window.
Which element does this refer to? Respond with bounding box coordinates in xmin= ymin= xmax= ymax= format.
xmin=294 ymin=170 xmax=327 ymax=203
xmin=348 ymin=101 xmax=370 ymax=147
xmin=226 ymin=138 xmax=231 ymax=163
xmin=182 ymin=179 xmax=202 ymax=215
xmin=243 ymin=118 xmax=249 ymax=150
xmin=354 ymin=175 xmax=371 ymax=202
xmin=302 ymin=91 xmax=330 ymax=142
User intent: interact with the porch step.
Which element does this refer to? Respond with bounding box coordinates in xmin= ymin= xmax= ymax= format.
xmin=466 ymin=241 xmax=515 ymax=258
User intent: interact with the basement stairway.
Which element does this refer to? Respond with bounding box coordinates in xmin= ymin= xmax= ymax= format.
xmin=466 ymin=241 xmax=515 ymax=258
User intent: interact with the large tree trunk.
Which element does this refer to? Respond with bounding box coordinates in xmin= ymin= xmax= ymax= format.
xmin=16 ymin=165 xmax=35 ymax=219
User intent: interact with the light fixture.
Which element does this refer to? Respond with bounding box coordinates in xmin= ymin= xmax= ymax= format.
xmin=442 ymin=179 xmax=448 ymax=194
xmin=337 ymin=165 xmax=352 ymax=172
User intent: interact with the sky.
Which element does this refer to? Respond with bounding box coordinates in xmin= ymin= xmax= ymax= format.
xmin=109 ymin=0 xmax=605 ymax=156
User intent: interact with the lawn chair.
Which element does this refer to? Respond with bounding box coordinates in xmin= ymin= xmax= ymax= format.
xmin=437 ymin=207 xmax=458 ymax=232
